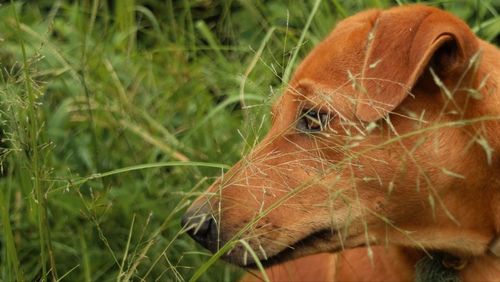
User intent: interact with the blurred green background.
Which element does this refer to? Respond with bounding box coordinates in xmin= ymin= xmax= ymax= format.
xmin=0 ymin=0 xmax=498 ymax=281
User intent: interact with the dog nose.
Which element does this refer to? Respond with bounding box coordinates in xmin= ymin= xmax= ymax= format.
xmin=181 ymin=211 xmax=217 ymax=250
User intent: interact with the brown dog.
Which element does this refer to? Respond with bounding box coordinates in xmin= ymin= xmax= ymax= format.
xmin=182 ymin=4 xmax=500 ymax=281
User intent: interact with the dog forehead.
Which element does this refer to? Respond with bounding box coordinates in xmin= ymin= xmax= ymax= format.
xmin=290 ymin=9 xmax=380 ymax=90
xmin=274 ymin=5 xmax=453 ymax=116
xmin=271 ymin=10 xmax=381 ymax=118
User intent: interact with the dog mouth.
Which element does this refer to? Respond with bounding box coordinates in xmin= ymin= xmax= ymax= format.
xmin=242 ymin=228 xmax=338 ymax=268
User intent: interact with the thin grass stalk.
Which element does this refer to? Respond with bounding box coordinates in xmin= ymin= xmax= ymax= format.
xmin=0 ymin=180 xmax=24 ymax=281
xmin=11 ymin=2 xmax=57 ymax=280
xmin=282 ymin=0 xmax=322 ymax=84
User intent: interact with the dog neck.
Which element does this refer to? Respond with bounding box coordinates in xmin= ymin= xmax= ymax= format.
xmin=412 ymin=236 xmax=500 ymax=281
xmin=415 ymin=252 xmax=465 ymax=282
xmin=476 ymin=42 xmax=500 ymax=164
xmin=458 ymin=244 xmax=500 ymax=281
xmin=447 ymin=179 xmax=500 ymax=280
xmin=456 ymin=176 xmax=500 ymax=280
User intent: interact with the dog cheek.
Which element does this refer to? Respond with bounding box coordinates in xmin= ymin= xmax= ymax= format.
xmin=372 ymin=197 xmax=387 ymax=213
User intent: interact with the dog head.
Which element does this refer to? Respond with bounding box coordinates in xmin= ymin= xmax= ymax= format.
xmin=182 ymin=5 xmax=499 ymax=267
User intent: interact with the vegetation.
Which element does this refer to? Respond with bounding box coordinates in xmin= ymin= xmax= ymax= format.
xmin=0 ymin=0 xmax=498 ymax=281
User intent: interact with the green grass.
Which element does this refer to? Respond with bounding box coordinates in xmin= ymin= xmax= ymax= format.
xmin=0 ymin=0 xmax=498 ymax=281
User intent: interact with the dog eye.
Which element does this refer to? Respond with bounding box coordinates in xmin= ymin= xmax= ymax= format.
xmin=297 ymin=109 xmax=331 ymax=133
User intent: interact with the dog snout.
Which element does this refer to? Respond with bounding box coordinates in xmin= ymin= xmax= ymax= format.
xmin=181 ymin=210 xmax=218 ymax=251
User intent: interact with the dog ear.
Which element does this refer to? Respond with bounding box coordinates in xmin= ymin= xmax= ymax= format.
xmin=355 ymin=6 xmax=479 ymax=122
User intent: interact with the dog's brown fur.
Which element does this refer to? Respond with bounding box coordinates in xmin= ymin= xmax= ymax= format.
xmin=241 ymin=247 xmax=420 ymax=282
xmin=184 ymin=4 xmax=500 ymax=281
